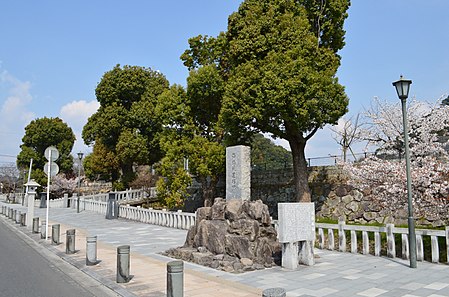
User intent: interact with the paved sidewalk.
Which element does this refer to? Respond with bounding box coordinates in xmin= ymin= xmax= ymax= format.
xmin=2 ymin=202 xmax=449 ymax=297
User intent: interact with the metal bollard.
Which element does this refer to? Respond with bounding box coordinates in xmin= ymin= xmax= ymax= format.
xmin=40 ymin=220 xmax=46 ymax=239
xmin=86 ymin=236 xmax=98 ymax=266
xmin=13 ymin=209 xmax=17 ymax=221
xmin=52 ymin=224 xmax=60 ymax=245
xmin=167 ymin=260 xmax=184 ymax=297
xmin=116 ymin=245 xmax=130 ymax=283
xmin=262 ymin=288 xmax=286 ymax=297
xmin=32 ymin=217 xmax=40 ymax=233
xmin=15 ymin=211 xmax=21 ymax=224
xmin=66 ymin=229 xmax=76 ymax=254
xmin=10 ymin=208 xmax=13 ymax=219
xmin=20 ymin=213 xmax=26 ymax=226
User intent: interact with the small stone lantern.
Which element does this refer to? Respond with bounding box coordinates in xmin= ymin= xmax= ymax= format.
xmin=25 ymin=179 xmax=40 ymax=194
xmin=24 ymin=179 xmax=40 ymax=229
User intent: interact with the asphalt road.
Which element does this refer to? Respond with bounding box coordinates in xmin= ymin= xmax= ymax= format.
xmin=0 ymin=220 xmax=117 ymax=297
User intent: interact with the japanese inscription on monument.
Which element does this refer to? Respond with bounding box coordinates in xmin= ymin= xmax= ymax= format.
xmin=226 ymin=145 xmax=251 ymax=200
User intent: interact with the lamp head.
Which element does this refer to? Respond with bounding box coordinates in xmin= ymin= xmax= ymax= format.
xmin=392 ymin=75 xmax=412 ymax=100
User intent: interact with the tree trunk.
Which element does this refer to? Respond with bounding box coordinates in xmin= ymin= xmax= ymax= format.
xmin=121 ymin=163 xmax=135 ymax=188
xmin=199 ymin=176 xmax=218 ymax=207
xmin=288 ymin=135 xmax=311 ymax=202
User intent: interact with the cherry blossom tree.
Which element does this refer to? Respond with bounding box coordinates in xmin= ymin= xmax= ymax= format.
xmin=50 ymin=174 xmax=78 ymax=197
xmin=344 ymin=95 xmax=449 ymax=220
xmin=359 ymin=96 xmax=449 ymax=158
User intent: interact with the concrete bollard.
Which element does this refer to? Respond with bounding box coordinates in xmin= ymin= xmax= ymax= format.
xmin=167 ymin=260 xmax=184 ymax=297
xmin=15 ymin=211 xmax=21 ymax=224
xmin=262 ymin=288 xmax=286 ymax=297
xmin=32 ymin=217 xmax=40 ymax=233
xmin=66 ymin=229 xmax=76 ymax=254
xmin=40 ymin=221 xmax=46 ymax=239
xmin=86 ymin=236 xmax=98 ymax=266
xmin=52 ymin=224 xmax=60 ymax=245
xmin=116 ymin=245 xmax=130 ymax=283
xmin=20 ymin=213 xmax=26 ymax=226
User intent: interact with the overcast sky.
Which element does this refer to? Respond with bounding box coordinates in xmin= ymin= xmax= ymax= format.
xmin=1 ymin=0 xmax=448 ymax=166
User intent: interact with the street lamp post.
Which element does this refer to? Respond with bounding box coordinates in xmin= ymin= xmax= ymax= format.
xmin=77 ymin=152 xmax=84 ymax=213
xmin=392 ymin=75 xmax=417 ymax=268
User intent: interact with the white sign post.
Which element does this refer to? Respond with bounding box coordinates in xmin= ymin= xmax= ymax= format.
xmin=278 ymin=202 xmax=316 ymax=269
xmin=44 ymin=146 xmax=59 ymax=240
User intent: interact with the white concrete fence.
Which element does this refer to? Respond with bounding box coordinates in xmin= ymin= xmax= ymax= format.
xmin=316 ymin=221 xmax=449 ymax=264
xmin=65 ymin=191 xmax=195 ymax=230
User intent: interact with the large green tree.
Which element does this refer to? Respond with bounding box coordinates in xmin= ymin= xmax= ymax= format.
xmin=17 ymin=117 xmax=75 ymax=186
xmin=82 ymin=65 xmax=169 ymax=187
xmin=155 ymin=84 xmax=225 ymax=207
xmin=221 ymin=0 xmax=350 ymax=202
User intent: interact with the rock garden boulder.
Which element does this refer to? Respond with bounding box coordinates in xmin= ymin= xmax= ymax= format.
xmin=163 ymin=198 xmax=280 ymax=273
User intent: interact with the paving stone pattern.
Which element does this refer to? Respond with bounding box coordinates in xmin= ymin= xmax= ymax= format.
xmin=2 ymin=202 xmax=449 ymax=297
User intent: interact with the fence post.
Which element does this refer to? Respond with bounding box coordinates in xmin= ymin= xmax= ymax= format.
xmin=386 ymin=224 xmax=395 ymax=258
xmin=402 ymin=234 xmax=409 ymax=260
xmin=318 ymin=228 xmax=325 ymax=249
xmin=350 ymin=230 xmax=357 ymax=253
xmin=338 ymin=221 xmax=346 ymax=252
xmin=431 ymin=236 xmax=439 ymax=263
xmin=446 ymin=226 xmax=449 ymax=264
xmin=167 ymin=260 xmax=183 ymax=297
xmin=328 ymin=229 xmax=334 ymax=251
xmin=66 ymin=229 xmax=76 ymax=254
xmin=117 ymin=245 xmax=130 ymax=283
xmin=416 ymin=235 xmax=424 ymax=261
xmin=262 ymin=288 xmax=286 ymax=297
xmin=362 ymin=231 xmax=369 ymax=255
xmin=374 ymin=232 xmax=381 ymax=256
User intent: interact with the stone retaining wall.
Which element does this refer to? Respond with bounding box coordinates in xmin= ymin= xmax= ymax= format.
xmin=187 ymin=166 xmax=449 ymax=227
xmin=317 ymin=185 xmax=449 ymax=227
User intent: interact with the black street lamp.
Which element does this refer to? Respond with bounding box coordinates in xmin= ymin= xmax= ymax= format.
xmin=77 ymin=152 xmax=84 ymax=213
xmin=392 ymin=75 xmax=417 ymax=268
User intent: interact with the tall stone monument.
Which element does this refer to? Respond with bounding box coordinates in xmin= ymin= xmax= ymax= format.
xmin=278 ymin=202 xmax=315 ymax=269
xmin=226 ymin=145 xmax=251 ymax=201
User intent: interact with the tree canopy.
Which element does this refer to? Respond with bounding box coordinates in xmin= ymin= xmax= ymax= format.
xmin=221 ymin=0 xmax=350 ymax=201
xmin=82 ymin=65 xmax=169 ymax=188
xmin=17 ymin=117 xmax=75 ymax=186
